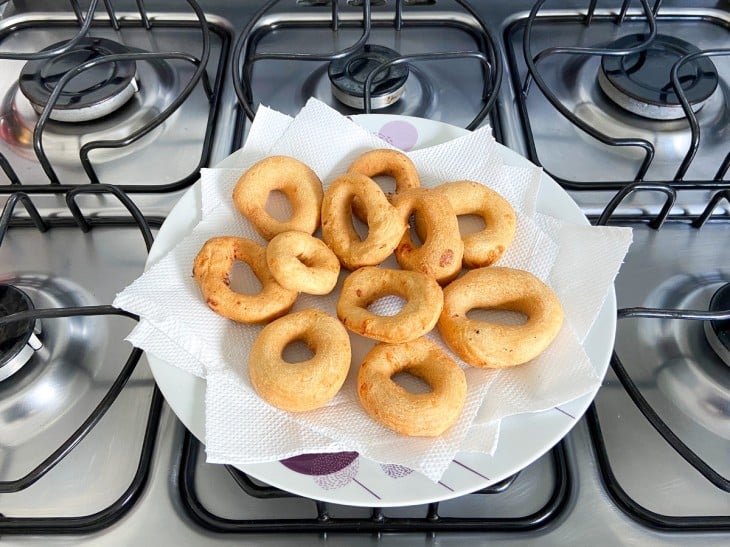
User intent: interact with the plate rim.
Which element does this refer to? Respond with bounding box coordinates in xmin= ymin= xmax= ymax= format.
xmin=145 ymin=114 xmax=616 ymax=507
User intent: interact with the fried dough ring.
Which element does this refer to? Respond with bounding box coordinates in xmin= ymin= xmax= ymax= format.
xmin=392 ymin=188 xmax=464 ymax=285
xmin=193 ymin=236 xmax=297 ymax=323
xmin=321 ymin=173 xmax=407 ymax=270
xmin=249 ymin=309 xmax=351 ymax=412
xmin=347 ymin=148 xmax=420 ymax=220
xmin=419 ymin=180 xmax=516 ymax=268
xmin=357 ymin=338 xmax=467 ymax=437
xmin=232 ymin=155 xmax=323 ymax=241
xmin=266 ymin=231 xmax=340 ymax=295
xmin=438 ymin=267 xmax=563 ymax=368
xmin=336 ymin=267 xmax=443 ymax=343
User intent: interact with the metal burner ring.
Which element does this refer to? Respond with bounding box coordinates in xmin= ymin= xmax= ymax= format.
xmin=0 ymin=284 xmax=42 ymax=382
xmin=704 ymin=283 xmax=730 ymax=367
xmin=598 ymin=34 xmax=719 ymax=121
xmin=18 ymin=37 xmax=138 ymax=123
xmin=328 ymin=44 xmax=409 ymax=110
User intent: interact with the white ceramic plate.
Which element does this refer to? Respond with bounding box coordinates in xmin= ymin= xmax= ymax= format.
xmin=146 ymin=115 xmax=615 ymax=507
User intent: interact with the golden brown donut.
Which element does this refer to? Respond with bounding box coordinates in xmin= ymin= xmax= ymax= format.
xmin=321 ymin=173 xmax=407 ymax=270
xmin=266 ymin=231 xmax=340 ymax=295
xmin=232 ymin=156 xmax=323 ymax=241
xmin=438 ymin=267 xmax=563 ymax=368
xmin=336 ymin=266 xmax=443 ymax=344
xmin=392 ymin=188 xmax=464 ymax=285
xmin=193 ymin=236 xmax=297 ymax=323
xmin=420 ymin=180 xmax=516 ymax=268
xmin=347 ymin=148 xmax=420 ymax=220
xmin=249 ymin=309 xmax=351 ymax=412
xmin=357 ymin=338 xmax=467 ymax=437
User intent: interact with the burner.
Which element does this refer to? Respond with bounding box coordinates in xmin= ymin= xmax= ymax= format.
xmin=18 ymin=37 xmax=138 ymax=123
xmin=0 ymin=284 xmax=41 ymax=381
xmin=704 ymin=283 xmax=730 ymax=366
xmin=328 ymin=44 xmax=409 ymax=110
xmin=598 ymin=34 xmax=719 ymax=120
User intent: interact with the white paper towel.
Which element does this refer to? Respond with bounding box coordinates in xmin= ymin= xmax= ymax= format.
xmin=127 ymin=105 xmax=294 ymax=378
xmin=116 ymin=99 xmax=632 ymax=482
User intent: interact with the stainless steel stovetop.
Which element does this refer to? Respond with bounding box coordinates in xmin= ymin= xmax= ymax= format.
xmin=0 ymin=1 xmax=728 ymax=545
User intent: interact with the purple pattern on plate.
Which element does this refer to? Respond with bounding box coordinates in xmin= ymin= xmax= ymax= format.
xmin=380 ymin=463 xmax=413 ymax=479
xmin=280 ymin=452 xmax=359 ymax=476
xmin=452 ymin=459 xmax=490 ymax=481
xmin=314 ymin=458 xmax=360 ymax=490
xmin=554 ymin=406 xmax=576 ymax=419
xmin=377 ymin=120 xmax=419 ymax=151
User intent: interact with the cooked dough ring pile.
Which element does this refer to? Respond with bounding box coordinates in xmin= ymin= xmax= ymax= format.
xmin=266 ymin=231 xmax=340 ymax=295
xmin=347 ymin=148 xmax=420 ymax=220
xmin=321 ymin=172 xmax=407 ymax=270
xmin=192 ymin=149 xmax=566 ymax=437
xmin=392 ymin=188 xmax=464 ymax=285
xmin=232 ymin=155 xmax=324 ymax=241
xmin=421 ymin=180 xmax=517 ymax=268
xmin=249 ymin=309 xmax=351 ymax=412
xmin=357 ymin=338 xmax=467 ymax=437
xmin=192 ymin=236 xmax=297 ymax=323
xmin=438 ymin=267 xmax=564 ymax=368
xmin=336 ymin=266 xmax=443 ymax=344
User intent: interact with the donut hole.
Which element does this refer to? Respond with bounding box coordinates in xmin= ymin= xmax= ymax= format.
xmin=281 ymin=338 xmax=315 ymax=364
xmin=265 ymin=189 xmax=293 ymax=222
xmin=391 ymin=371 xmax=432 ymax=395
xmin=466 ymin=307 xmax=528 ymax=326
xmin=350 ymin=209 xmax=369 ymax=242
xmin=295 ymin=251 xmax=317 ymax=268
xmin=367 ymin=295 xmax=407 ymax=316
xmin=457 ymin=214 xmax=487 ymax=236
xmin=229 ymin=260 xmax=264 ymax=294
xmin=406 ymin=212 xmax=425 ymax=247
xmin=372 ymin=175 xmax=396 ymax=195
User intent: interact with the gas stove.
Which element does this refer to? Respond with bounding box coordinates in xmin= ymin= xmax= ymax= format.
xmin=0 ymin=1 xmax=728 ymax=545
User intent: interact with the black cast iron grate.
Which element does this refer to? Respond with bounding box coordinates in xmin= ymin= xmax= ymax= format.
xmin=231 ymin=0 xmax=503 ymax=133
xmin=586 ymin=183 xmax=730 ymax=531
xmin=0 ymin=0 xmax=231 ymax=193
xmin=0 ymin=187 xmax=163 ymax=534
xmin=504 ymin=0 xmax=730 ymax=191
xmin=178 ymin=429 xmax=571 ymax=534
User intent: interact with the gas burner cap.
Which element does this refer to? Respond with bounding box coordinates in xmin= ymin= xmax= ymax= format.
xmin=0 ymin=284 xmax=42 ymax=381
xmin=328 ymin=44 xmax=409 ymax=110
xmin=18 ymin=37 xmax=137 ymax=123
xmin=598 ymin=34 xmax=719 ymax=121
xmin=704 ymin=283 xmax=730 ymax=367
